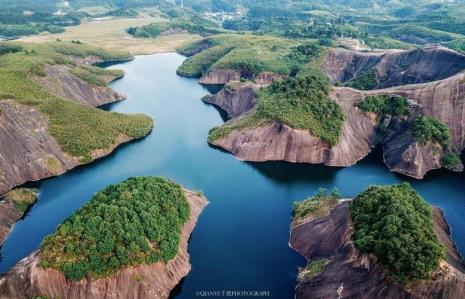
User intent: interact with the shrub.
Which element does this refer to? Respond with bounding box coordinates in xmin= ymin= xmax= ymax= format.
xmin=298 ymin=259 xmax=328 ymax=282
xmin=347 ymin=70 xmax=377 ymax=90
xmin=350 ymin=183 xmax=444 ymax=284
xmin=176 ymin=34 xmax=304 ymax=78
xmin=293 ymin=188 xmax=340 ymax=220
xmin=256 ymin=71 xmax=344 ymax=145
xmin=442 ymin=153 xmax=462 ymax=170
xmin=5 ymin=188 xmax=38 ymax=212
xmin=0 ymin=43 xmax=23 ymax=56
xmin=358 ymin=95 xmax=409 ymax=116
xmin=412 ymin=115 xmax=450 ymax=145
xmin=40 ymin=177 xmax=190 ymax=281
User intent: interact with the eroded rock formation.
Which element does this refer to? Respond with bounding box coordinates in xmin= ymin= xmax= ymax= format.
xmin=35 ymin=65 xmax=125 ymax=107
xmin=289 ymin=201 xmax=465 ymax=299
xmin=0 ymin=200 xmax=25 ymax=246
xmin=206 ymin=46 xmax=465 ymax=179
xmin=321 ymin=46 xmax=465 ymax=89
xmin=204 ymin=82 xmax=258 ymax=119
xmin=0 ymin=190 xmax=208 ymax=299
xmin=199 ymin=69 xmax=276 ymax=85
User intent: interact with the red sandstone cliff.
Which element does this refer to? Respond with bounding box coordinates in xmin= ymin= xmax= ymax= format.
xmin=289 ymin=201 xmax=465 ymax=299
xmin=0 ymin=190 xmax=207 ymax=299
xmin=206 ymin=47 xmax=465 ymax=179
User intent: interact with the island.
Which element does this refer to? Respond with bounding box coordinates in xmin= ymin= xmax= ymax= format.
xmin=0 ymin=176 xmax=208 ymax=299
xmin=289 ymin=184 xmax=465 ymax=298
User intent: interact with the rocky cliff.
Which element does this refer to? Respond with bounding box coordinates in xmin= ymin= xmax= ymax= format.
xmin=0 ymin=190 xmax=207 ymax=299
xmin=204 ymin=81 xmax=259 ymax=119
xmin=207 ymin=47 xmax=465 ymax=179
xmin=199 ymin=69 xmax=276 ymax=85
xmin=0 ymin=53 xmax=149 ymax=248
xmin=35 ymin=64 xmax=125 ymax=107
xmin=211 ymin=94 xmax=376 ymax=166
xmin=0 ymin=200 xmax=24 ymax=246
xmin=289 ymin=201 xmax=465 ymax=299
xmin=321 ymin=46 xmax=465 ymax=89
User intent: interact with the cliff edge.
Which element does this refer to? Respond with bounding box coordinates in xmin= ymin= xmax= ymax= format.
xmin=289 ymin=201 xmax=465 ymax=299
xmin=0 ymin=189 xmax=207 ymax=299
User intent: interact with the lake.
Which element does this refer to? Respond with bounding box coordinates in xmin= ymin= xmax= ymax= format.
xmin=1 ymin=53 xmax=464 ymax=299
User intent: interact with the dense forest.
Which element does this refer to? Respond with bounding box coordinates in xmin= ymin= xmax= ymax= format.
xmin=40 ymin=177 xmax=190 ymax=280
xmin=350 ymin=183 xmax=444 ymax=284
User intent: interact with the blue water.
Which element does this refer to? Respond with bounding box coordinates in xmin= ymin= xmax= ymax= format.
xmin=0 ymin=53 xmax=464 ymax=299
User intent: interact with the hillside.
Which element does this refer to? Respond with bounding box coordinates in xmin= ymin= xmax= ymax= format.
xmin=290 ymin=184 xmax=465 ymax=298
xmin=202 ymin=45 xmax=465 ymax=179
xmin=0 ymin=177 xmax=208 ymax=299
xmin=0 ymin=41 xmax=153 ymax=195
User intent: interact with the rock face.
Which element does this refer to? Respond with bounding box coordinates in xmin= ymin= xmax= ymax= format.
xmin=321 ymin=46 xmax=465 ymax=89
xmin=0 ymin=201 xmax=24 ymax=246
xmin=35 ymin=64 xmax=125 ymax=107
xmin=212 ymin=98 xmax=376 ymax=166
xmin=204 ymin=82 xmax=259 ymax=119
xmin=0 ymin=59 xmax=145 ymax=248
xmin=0 ymin=60 xmax=133 ymax=195
xmin=289 ymin=201 xmax=465 ymax=299
xmin=206 ymin=46 xmax=465 ymax=179
xmin=199 ymin=69 xmax=276 ymax=85
xmin=0 ymin=100 xmax=76 ymax=195
xmin=0 ymin=190 xmax=208 ymax=299
xmin=0 ymin=99 xmax=138 ymax=247
xmin=0 ymin=99 xmax=137 ymax=196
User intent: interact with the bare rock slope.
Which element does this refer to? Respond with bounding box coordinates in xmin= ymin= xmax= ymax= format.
xmin=204 ymin=81 xmax=259 ymax=119
xmin=35 ymin=64 xmax=124 ymax=107
xmin=0 ymin=200 xmax=25 ymax=246
xmin=0 ymin=60 xmax=129 ymax=195
xmin=207 ymin=46 xmax=465 ymax=179
xmin=321 ymin=46 xmax=465 ymax=89
xmin=289 ymin=201 xmax=465 ymax=299
xmin=0 ymin=190 xmax=207 ymax=299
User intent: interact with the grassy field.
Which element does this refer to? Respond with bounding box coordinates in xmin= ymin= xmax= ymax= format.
xmin=18 ymin=17 xmax=201 ymax=55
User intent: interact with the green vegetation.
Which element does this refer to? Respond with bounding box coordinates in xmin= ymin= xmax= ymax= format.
xmin=0 ymin=41 xmax=152 ymax=158
xmin=350 ymin=183 xmax=444 ymax=284
xmin=179 ymin=35 xmax=342 ymax=146
xmin=346 ymin=70 xmax=377 ymax=90
xmin=127 ymin=14 xmax=221 ymax=38
xmin=0 ymin=0 xmax=79 ymax=37
xmin=442 ymin=153 xmax=462 ymax=170
xmin=358 ymin=95 xmax=409 ymax=116
xmin=4 ymin=188 xmax=38 ymax=212
xmin=71 ymin=65 xmax=124 ymax=87
xmin=52 ymin=43 xmax=133 ymax=62
xmin=293 ymin=188 xmax=341 ymax=220
xmin=256 ymin=71 xmax=344 ymax=145
xmin=40 ymin=177 xmax=190 ymax=281
xmin=363 ymin=36 xmax=414 ymax=50
xmin=412 ymin=115 xmax=450 ymax=145
xmin=177 ymin=34 xmax=308 ymax=78
xmin=177 ymin=43 xmax=234 ymax=77
xmin=298 ymin=259 xmax=328 ymax=281
xmin=0 ymin=44 xmax=23 ymax=56
xmin=207 ymin=111 xmax=266 ymax=143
